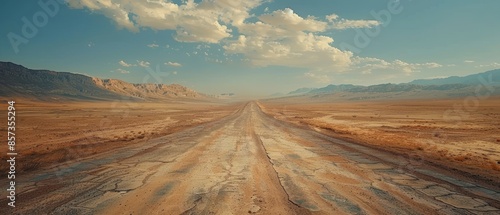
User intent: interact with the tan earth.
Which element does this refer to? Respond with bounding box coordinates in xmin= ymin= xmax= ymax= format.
xmin=259 ymin=97 xmax=500 ymax=181
xmin=0 ymin=99 xmax=499 ymax=214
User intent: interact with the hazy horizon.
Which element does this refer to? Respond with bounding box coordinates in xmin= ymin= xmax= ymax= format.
xmin=2 ymin=0 xmax=500 ymax=97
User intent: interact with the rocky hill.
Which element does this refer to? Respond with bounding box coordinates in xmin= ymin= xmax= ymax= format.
xmin=0 ymin=61 xmax=205 ymax=101
xmin=92 ymin=78 xmax=202 ymax=99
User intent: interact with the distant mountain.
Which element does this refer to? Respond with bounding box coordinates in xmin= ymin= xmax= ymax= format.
xmin=308 ymin=84 xmax=358 ymax=94
xmin=409 ymin=69 xmax=500 ymax=86
xmin=288 ymin=87 xmax=316 ymax=95
xmin=347 ymin=83 xmax=476 ymax=93
xmin=0 ymin=61 xmax=205 ymax=101
xmin=301 ymin=83 xmax=494 ymax=96
xmin=93 ymin=78 xmax=202 ymax=99
xmin=284 ymin=69 xmax=500 ymax=101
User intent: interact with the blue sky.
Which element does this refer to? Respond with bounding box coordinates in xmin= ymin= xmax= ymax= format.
xmin=1 ymin=0 xmax=499 ymax=97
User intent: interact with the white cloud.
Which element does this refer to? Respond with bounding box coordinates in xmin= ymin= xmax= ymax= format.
xmin=326 ymin=14 xmax=339 ymax=22
xmin=137 ymin=60 xmax=150 ymax=68
xmin=258 ymin=8 xmax=328 ymax=32
xmin=67 ymin=0 xmax=264 ymax=43
xmin=304 ymin=72 xmax=331 ymax=83
xmin=172 ymin=71 xmax=178 ymax=75
xmin=224 ymin=9 xmax=353 ymax=72
xmin=223 ymin=8 xmax=401 ymax=74
xmin=70 ymin=1 xmax=443 ymax=80
xmin=352 ymin=57 xmax=442 ymax=76
xmin=464 ymin=60 xmax=475 ymax=63
xmin=422 ymin=62 xmax=443 ymax=68
xmin=119 ymin=60 xmax=134 ymax=67
xmin=476 ymin=62 xmax=500 ymax=68
xmin=331 ymin=19 xmax=381 ymax=30
xmin=113 ymin=68 xmax=130 ymax=74
xmin=426 ymin=76 xmax=449 ymax=79
xmin=147 ymin=43 xmax=159 ymax=48
xmin=166 ymin=61 xmax=182 ymax=67
xmin=326 ymin=13 xmax=380 ymax=30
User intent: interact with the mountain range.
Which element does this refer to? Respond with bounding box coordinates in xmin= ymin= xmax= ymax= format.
xmin=286 ymin=69 xmax=500 ymax=98
xmin=0 ymin=61 xmax=205 ymax=101
xmin=2 ymin=61 xmax=499 ymax=101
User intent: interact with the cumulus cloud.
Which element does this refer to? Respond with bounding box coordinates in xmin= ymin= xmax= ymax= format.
xmin=137 ymin=60 xmax=150 ymax=68
xmin=165 ymin=61 xmax=182 ymax=67
xmin=119 ymin=60 xmax=134 ymax=67
xmin=464 ymin=60 xmax=475 ymax=63
xmin=66 ymin=0 xmax=263 ymax=43
xmin=353 ymin=57 xmax=442 ymax=76
xmin=224 ymin=9 xmax=352 ymax=72
xmin=70 ymin=1 xmax=442 ymax=81
xmin=326 ymin=14 xmax=339 ymax=22
xmin=224 ymin=8 xmax=439 ymax=77
xmin=258 ymin=8 xmax=327 ymax=32
xmin=326 ymin=13 xmax=380 ymax=29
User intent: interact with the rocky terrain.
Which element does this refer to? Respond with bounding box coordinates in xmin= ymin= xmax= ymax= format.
xmin=93 ymin=78 xmax=203 ymax=100
xmin=0 ymin=62 xmax=205 ymax=101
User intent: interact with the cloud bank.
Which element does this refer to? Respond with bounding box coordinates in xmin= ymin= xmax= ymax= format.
xmin=69 ymin=0 xmax=443 ymax=83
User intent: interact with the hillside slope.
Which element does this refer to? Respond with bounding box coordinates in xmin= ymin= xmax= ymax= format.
xmin=0 ymin=62 xmax=204 ymax=101
xmin=92 ymin=78 xmax=202 ymax=99
xmin=282 ymin=69 xmax=500 ymax=101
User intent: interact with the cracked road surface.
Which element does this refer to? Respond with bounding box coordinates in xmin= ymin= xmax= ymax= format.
xmin=4 ymin=102 xmax=500 ymax=214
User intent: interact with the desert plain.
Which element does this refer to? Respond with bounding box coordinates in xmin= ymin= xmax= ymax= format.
xmin=0 ymin=97 xmax=499 ymax=214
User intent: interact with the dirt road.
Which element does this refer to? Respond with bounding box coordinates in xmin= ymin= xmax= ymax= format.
xmin=2 ymin=102 xmax=500 ymax=214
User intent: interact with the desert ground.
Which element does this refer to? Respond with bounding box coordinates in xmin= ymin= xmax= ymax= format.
xmin=259 ymin=97 xmax=500 ymax=181
xmin=0 ymin=98 xmax=499 ymax=214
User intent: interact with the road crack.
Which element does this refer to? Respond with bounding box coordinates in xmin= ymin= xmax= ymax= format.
xmin=251 ymin=130 xmax=304 ymax=209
